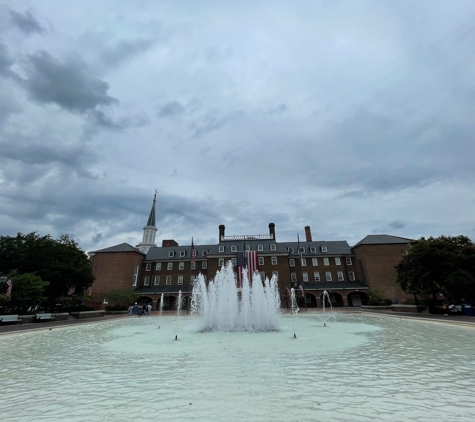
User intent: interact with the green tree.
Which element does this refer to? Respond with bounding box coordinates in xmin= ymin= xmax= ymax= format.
xmin=105 ymin=288 xmax=140 ymax=310
xmin=0 ymin=232 xmax=94 ymax=310
xmin=0 ymin=271 xmax=49 ymax=312
xmin=396 ymin=235 xmax=475 ymax=304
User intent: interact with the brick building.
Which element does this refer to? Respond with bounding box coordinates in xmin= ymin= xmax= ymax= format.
xmin=88 ymin=195 xmax=412 ymax=310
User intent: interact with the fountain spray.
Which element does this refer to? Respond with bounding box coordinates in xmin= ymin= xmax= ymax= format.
xmin=175 ymin=290 xmax=182 ymax=340
xmin=290 ymin=288 xmax=299 ymax=339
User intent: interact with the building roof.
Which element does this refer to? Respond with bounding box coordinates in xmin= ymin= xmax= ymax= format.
xmin=352 ymin=234 xmax=412 ymax=248
xmin=144 ymin=239 xmax=353 ymax=261
xmin=145 ymin=192 xmax=156 ymax=227
xmin=91 ymin=243 xmax=144 ymax=254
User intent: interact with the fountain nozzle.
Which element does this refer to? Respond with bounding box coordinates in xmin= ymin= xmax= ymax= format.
xmin=175 ymin=335 xmax=178 ymax=340
xmin=293 ymin=333 xmax=297 ymax=339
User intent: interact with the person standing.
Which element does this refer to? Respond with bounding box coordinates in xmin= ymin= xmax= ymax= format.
xmin=147 ymin=303 xmax=152 ymax=315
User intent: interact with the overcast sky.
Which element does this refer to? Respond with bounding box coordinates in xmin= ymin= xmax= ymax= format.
xmin=1 ymin=1 xmax=474 ymax=252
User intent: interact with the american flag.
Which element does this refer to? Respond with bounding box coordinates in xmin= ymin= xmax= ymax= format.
xmin=68 ymin=286 xmax=76 ymax=296
xmin=299 ymin=283 xmax=305 ymax=298
xmin=191 ymin=237 xmax=196 ymax=264
xmin=6 ymin=278 xmax=13 ymax=297
xmin=236 ymin=251 xmax=247 ymax=288
xmin=247 ymin=251 xmax=258 ymax=283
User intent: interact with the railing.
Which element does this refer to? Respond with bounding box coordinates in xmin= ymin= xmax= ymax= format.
xmin=220 ymin=234 xmax=274 ymax=241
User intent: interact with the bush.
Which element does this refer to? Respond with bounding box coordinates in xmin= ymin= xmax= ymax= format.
xmin=367 ymin=289 xmax=390 ymax=306
xmin=105 ymin=305 xmax=129 ymax=311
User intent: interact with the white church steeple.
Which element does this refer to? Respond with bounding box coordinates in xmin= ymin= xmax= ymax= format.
xmin=136 ymin=191 xmax=158 ymax=254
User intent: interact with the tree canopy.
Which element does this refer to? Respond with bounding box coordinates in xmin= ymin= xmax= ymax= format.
xmin=0 ymin=232 xmax=94 ymax=308
xmin=396 ymin=235 xmax=475 ymax=303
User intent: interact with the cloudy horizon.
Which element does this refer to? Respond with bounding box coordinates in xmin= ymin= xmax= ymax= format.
xmin=1 ymin=1 xmax=474 ymax=252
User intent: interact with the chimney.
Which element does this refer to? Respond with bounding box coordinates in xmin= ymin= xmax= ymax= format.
xmin=269 ymin=223 xmax=275 ymax=240
xmin=219 ymin=225 xmax=225 ymax=240
xmin=305 ymin=226 xmax=312 ymax=242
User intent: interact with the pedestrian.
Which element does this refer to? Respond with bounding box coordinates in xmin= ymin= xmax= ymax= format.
xmin=147 ymin=303 xmax=152 ymax=315
xmin=128 ymin=304 xmax=133 ymax=316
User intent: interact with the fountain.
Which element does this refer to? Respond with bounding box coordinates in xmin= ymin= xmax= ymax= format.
xmin=158 ymin=292 xmax=164 ymax=329
xmin=316 ymin=290 xmax=337 ymax=327
xmin=190 ymin=261 xmax=280 ymax=332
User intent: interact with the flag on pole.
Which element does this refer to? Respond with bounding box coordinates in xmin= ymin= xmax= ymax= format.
xmin=68 ymin=286 xmax=76 ymax=296
xmin=247 ymin=251 xmax=258 ymax=281
xmin=299 ymin=283 xmax=305 ymax=298
xmin=236 ymin=251 xmax=247 ymax=288
xmin=6 ymin=278 xmax=13 ymax=297
xmin=191 ymin=237 xmax=196 ymax=265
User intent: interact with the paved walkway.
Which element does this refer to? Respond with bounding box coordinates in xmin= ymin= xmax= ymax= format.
xmin=1 ymin=308 xmax=474 ymax=335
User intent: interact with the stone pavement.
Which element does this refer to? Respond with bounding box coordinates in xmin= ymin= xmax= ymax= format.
xmin=1 ymin=308 xmax=474 ymax=336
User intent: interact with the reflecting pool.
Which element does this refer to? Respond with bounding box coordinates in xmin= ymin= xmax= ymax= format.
xmin=1 ymin=314 xmax=474 ymax=421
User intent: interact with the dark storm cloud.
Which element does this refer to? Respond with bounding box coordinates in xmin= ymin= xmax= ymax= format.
xmin=8 ymin=8 xmax=45 ymax=35
xmin=25 ymin=51 xmax=118 ymax=113
xmin=158 ymin=100 xmax=185 ymax=117
xmin=388 ymin=220 xmax=405 ymax=230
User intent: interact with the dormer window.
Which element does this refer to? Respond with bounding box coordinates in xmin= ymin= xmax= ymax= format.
xmin=288 ymin=247 xmax=294 ymax=253
xmin=231 ymin=245 xmax=237 ymax=252
xmin=321 ymin=246 xmax=327 ymax=253
xmin=202 ymin=250 xmax=207 ymax=257
xmin=219 ymin=246 xmax=224 ymax=253
xmin=310 ymin=247 xmax=316 ymax=253
xmin=300 ymin=247 xmax=305 ymax=253
xmin=246 ymin=245 xmax=250 ymax=251
xmin=258 ymin=245 xmax=263 ymax=251
xmin=270 ymin=244 xmax=276 ymax=251
xmin=168 ymin=251 xmax=175 ymax=257
xmin=180 ymin=251 xmax=186 ymax=257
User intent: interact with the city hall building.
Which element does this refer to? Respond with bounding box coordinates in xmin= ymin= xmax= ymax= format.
xmin=88 ymin=195 xmax=412 ymax=310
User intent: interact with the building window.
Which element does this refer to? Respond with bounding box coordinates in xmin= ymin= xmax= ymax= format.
xmin=323 ymin=258 xmax=329 ymax=266
xmin=310 ymin=247 xmax=316 ymax=253
xmin=232 ymin=258 xmax=237 ymax=266
xmin=231 ymin=245 xmax=237 ymax=252
xmin=168 ymin=251 xmax=175 ymax=257
xmin=133 ymin=264 xmax=139 ymax=286
xmin=321 ymin=246 xmax=327 ymax=253
xmin=301 ymin=258 xmax=307 ymax=266
xmin=178 ymin=276 xmax=183 ymax=285
xmin=219 ymin=246 xmax=224 ymax=252
xmin=312 ymin=258 xmax=318 ymax=266
xmin=349 ymin=271 xmax=355 ymax=281
xmin=219 ymin=258 xmax=224 ymax=266
xmin=300 ymin=247 xmax=305 ymax=253
xmin=335 ymin=257 xmax=341 ymax=265
xmin=272 ymin=271 xmax=278 ymax=279
xmin=288 ymin=247 xmax=294 ymax=253
xmin=202 ymin=250 xmax=207 ymax=257
xmin=314 ymin=272 xmax=320 ymax=281
xmin=191 ymin=262 xmax=196 ymax=270
xmin=146 ymin=264 xmax=151 ymax=271
xmin=179 ymin=262 xmax=185 ymax=270
xmin=303 ymin=272 xmax=308 ymax=282
xmin=246 ymin=245 xmax=250 ymax=251
xmin=270 ymin=244 xmax=276 ymax=251
xmin=259 ymin=272 xmax=265 ymax=281
xmin=337 ymin=271 xmax=344 ymax=281
xmin=258 ymin=244 xmax=263 ymax=251
xmin=155 ymin=263 xmax=162 ymax=270
xmin=326 ymin=272 xmax=332 ymax=281
xmin=346 ymin=258 xmax=353 ymax=265
xmin=166 ymin=276 xmax=171 ymax=285
xmin=271 ymin=256 xmax=277 ymax=265
xmin=154 ymin=276 xmax=160 ymax=285
xmin=144 ymin=277 xmax=150 ymax=286
xmin=103 ymin=298 xmax=108 ymax=304
xmin=180 ymin=251 xmax=186 ymax=257
xmin=258 ymin=257 xmax=264 ymax=265
xmin=289 ymin=259 xmax=295 ymax=267
xmin=291 ymin=273 xmax=297 ymax=282
xmin=202 ymin=261 xmax=207 ymax=269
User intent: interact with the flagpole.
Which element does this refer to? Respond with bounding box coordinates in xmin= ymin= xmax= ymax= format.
xmin=187 ymin=237 xmax=194 ymax=314
xmin=297 ymin=233 xmax=307 ymax=312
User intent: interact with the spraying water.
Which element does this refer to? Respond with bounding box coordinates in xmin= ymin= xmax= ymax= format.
xmin=316 ymin=290 xmax=336 ymax=326
xmin=175 ymin=290 xmax=182 ymax=339
xmin=191 ymin=261 xmax=281 ymax=332
xmin=290 ymin=288 xmax=299 ymax=338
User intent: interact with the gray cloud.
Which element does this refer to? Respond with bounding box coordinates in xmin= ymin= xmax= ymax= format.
xmin=100 ymin=38 xmax=154 ymax=67
xmin=25 ymin=51 xmax=118 ymax=113
xmin=8 ymin=8 xmax=45 ymax=35
xmin=158 ymin=100 xmax=185 ymax=117
xmin=389 ymin=220 xmax=405 ymax=230
xmin=0 ymin=41 xmax=15 ymax=78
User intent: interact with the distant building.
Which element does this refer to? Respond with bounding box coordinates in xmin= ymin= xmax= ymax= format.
xmin=88 ymin=196 xmax=412 ymax=310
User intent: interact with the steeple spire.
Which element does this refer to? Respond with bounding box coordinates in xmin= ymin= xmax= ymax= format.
xmin=136 ymin=190 xmax=158 ymax=254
